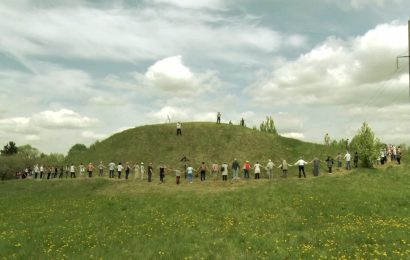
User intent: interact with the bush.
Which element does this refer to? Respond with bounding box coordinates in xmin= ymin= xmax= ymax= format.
xmin=350 ymin=122 xmax=382 ymax=168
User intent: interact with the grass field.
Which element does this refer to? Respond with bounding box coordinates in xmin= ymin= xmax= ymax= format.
xmin=1 ymin=161 xmax=409 ymax=259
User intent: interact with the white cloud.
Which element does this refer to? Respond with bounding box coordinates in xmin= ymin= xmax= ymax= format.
xmin=0 ymin=2 xmax=303 ymax=64
xmin=136 ymin=55 xmax=221 ymax=95
xmin=150 ymin=0 xmax=226 ymax=9
xmin=248 ymin=22 xmax=408 ymax=106
xmin=81 ymin=131 xmax=107 ymax=140
xmin=89 ymin=96 xmax=121 ymax=106
xmin=0 ymin=109 xmax=98 ymax=135
xmin=280 ymin=132 xmax=305 ymax=140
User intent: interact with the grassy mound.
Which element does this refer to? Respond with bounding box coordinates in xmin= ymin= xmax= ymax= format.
xmin=66 ymin=122 xmax=333 ymax=168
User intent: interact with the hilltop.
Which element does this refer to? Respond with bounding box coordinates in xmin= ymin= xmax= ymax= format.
xmin=66 ymin=122 xmax=334 ymax=167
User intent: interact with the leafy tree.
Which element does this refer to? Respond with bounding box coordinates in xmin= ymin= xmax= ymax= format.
xmin=18 ymin=145 xmax=40 ymax=160
xmin=67 ymin=144 xmax=88 ymax=156
xmin=1 ymin=141 xmax=18 ymax=156
xmin=259 ymin=116 xmax=278 ymax=135
xmin=350 ymin=122 xmax=382 ymax=168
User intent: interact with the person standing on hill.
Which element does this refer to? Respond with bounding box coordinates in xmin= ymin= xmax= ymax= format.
xmin=217 ymin=112 xmax=221 ymax=124
xmin=134 ymin=162 xmax=140 ymax=180
xmin=353 ymin=152 xmax=359 ymax=168
xmin=266 ymin=159 xmax=275 ymax=180
xmin=211 ymin=161 xmax=219 ymax=180
xmin=65 ymin=165 xmax=69 ymax=178
xmin=117 ymin=162 xmax=123 ymax=179
xmin=70 ymin=164 xmax=76 ymax=178
xmin=47 ymin=166 xmax=52 ymax=180
xmin=87 ymin=162 xmax=94 ymax=178
xmin=310 ymin=157 xmax=320 ymax=176
xmin=171 ymin=167 xmax=181 ymax=184
xmin=79 ymin=163 xmax=85 ymax=177
xmin=397 ymin=146 xmax=402 ymax=164
xmin=125 ymin=162 xmax=130 ymax=180
xmin=294 ymin=157 xmax=308 ymax=178
xmin=325 ymin=156 xmax=334 ymax=173
xmin=231 ymin=159 xmax=240 ymax=180
xmin=108 ymin=161 xmax=116 ymax=178
xmin=159 ymin=162 xmax=166 ymax=183
xmin=147 ymin=163 xmax=154 ymax=182
xmin=240 ymin=118 xmax=245 ymax=126
xmin=98 ymin=161 xmax=105 ymax=177
xmin=186 ymin=165 xmax=194 ymax=183
xmin=176 ymin=122 xmax=182 ymax=136
xmin=59 ymin=165 xmax=64 ymax=179
xmin=198 ymin=162 xmax=207 ymax=181
xmin=34 ymin=164 xmax=39 ymax=179
xmin=278 ymin=160 xmax=292 ymax=178
xmin=344 ymin=151 xmax=351 ymax=170
xmin=254 ymin=161 xmax=261 ymax=179
xmin=40 ymin=165 xmax=44 ymax=179
xmin=243 ymin=161 xmax=251 ymax=179
xmin=221 ymin=162 xmax=228 ymax=181
xmin=140 ymin=162 xmax=145 ymax=181
xmin=336 ymin=153 xmax=342 ymax=171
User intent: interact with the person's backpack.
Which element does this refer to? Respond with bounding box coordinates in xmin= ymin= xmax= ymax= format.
xmin=221 ymin=166 xmax=225 ymax=172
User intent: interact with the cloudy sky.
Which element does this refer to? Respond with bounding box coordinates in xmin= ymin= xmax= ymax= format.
xmin=0 ymin=0 xmax=409 ymax=153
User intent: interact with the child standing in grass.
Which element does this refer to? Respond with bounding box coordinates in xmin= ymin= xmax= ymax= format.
xmin=173 ymin=168 xmax=182 ymax=184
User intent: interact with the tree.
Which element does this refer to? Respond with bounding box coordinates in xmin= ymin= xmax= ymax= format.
xmin=350 ymin=122 xmax=382 ymax=168
xmin=1 ymin=141 xmax=18 ymax=156
xmin=259 ymin=116 xmax=278 ymax=135
xmin=18 ymin=145 xmax=40 ymax=160
xmin=67 ymin=144 xmax=88 ymax=156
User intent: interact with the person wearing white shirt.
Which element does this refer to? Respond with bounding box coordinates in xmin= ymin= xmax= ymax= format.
xmin=34 ymin=164 xmax=39 ymax=179
xmin=254 ymin=162 xmax=261 ymax=179
xmin=186 ymin=165 xmax=194 ymax=183
xmin=40 ymin=165 xmax=44 ymax=179
xmin=221 ymin=163 xmax=228 ymax=181
xmin=344 ymin=151 xmax=351 ymax=170
xmin=117 ymin=163 xmax=123 ymax=179
xmin=108 ymin=161 xmax=116 ymax=178
xmin=140 ymin=162 xmax=145 ymax=180
xmin=294 ymin=157 xmax=308 ymax=178
xmin=134 ymin=163 xmax=140 ymax=180
xmin=70 ymin=164 xmax=76 ymax=178
xmin=176 ymin=122 xmax=182 ymax=136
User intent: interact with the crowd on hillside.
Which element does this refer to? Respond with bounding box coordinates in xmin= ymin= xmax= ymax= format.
xmin=15 ymin=145 xmax=403 ymax=183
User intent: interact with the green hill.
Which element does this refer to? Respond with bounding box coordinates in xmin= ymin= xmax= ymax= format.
xmin=66 ymin=122 xmax=335 ymax=168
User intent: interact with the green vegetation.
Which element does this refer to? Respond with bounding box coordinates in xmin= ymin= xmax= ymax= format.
xmin=65 ymin=122 xmax=334 ymax=168
xmin=0 ymin=162 xmax=409 ymax=259
xmin=350 ymin=122 xmax=382 ymax=168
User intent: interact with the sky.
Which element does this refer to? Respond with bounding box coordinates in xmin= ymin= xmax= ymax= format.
xmin=0 ymin=0 xmax=409 ymax=154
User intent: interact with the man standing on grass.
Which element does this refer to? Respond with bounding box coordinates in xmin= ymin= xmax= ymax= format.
xmin=231 ymin=159 xmax=240 ymax=180
xmin=344 ymin=151 xmax=351 ymax=170
xmin=108 ymin=161 xmax=116 ymax=178
xmin=140 ymin=162 xmax=145 ymax=181
xmin=198 ymin=162 xmax=207 ymax=181
xmin=125 ymin=162 xmax=130 ymax=180
xmin=117 ymin=162 xmax=123 ymax=179
xmin=294 ymin=157 xmax=308 ymax=178
xmin=266 ymin=159 xmax=275 ymax=180
xmin=134 ymin=162 xmax=140 ymax=180
xmin=87 ymin=162 xmax=94 ymax=178
xmin=98 ymin=161 xmax=105 ymax=177
xmin=148 ymin=163 xmax=153 ymax=182
xmin=176 ymin=122 xmax=182 ymax=136
xmin=70 ymin=164 xmax=76 ymax=178
xmin=159 ymin=162 xmax=166 ymax=183
xmin=336 ymin=153 xmax=342 ymax=171
xmin=217 ymin=112 xmax=221 ymax=124
xmin=186 ymin=165 xmax=194 ymax=183
xmin=353 ymin=152 xmax=359 ymax=168
xmin=34 ymin=164 xmax=39 ymax=179
xmin=211 ymin=161 xmax=219 ymax=180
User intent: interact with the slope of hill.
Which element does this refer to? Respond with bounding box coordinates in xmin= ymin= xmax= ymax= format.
xmin=66 ymin=122 xmax=335 ymax=167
